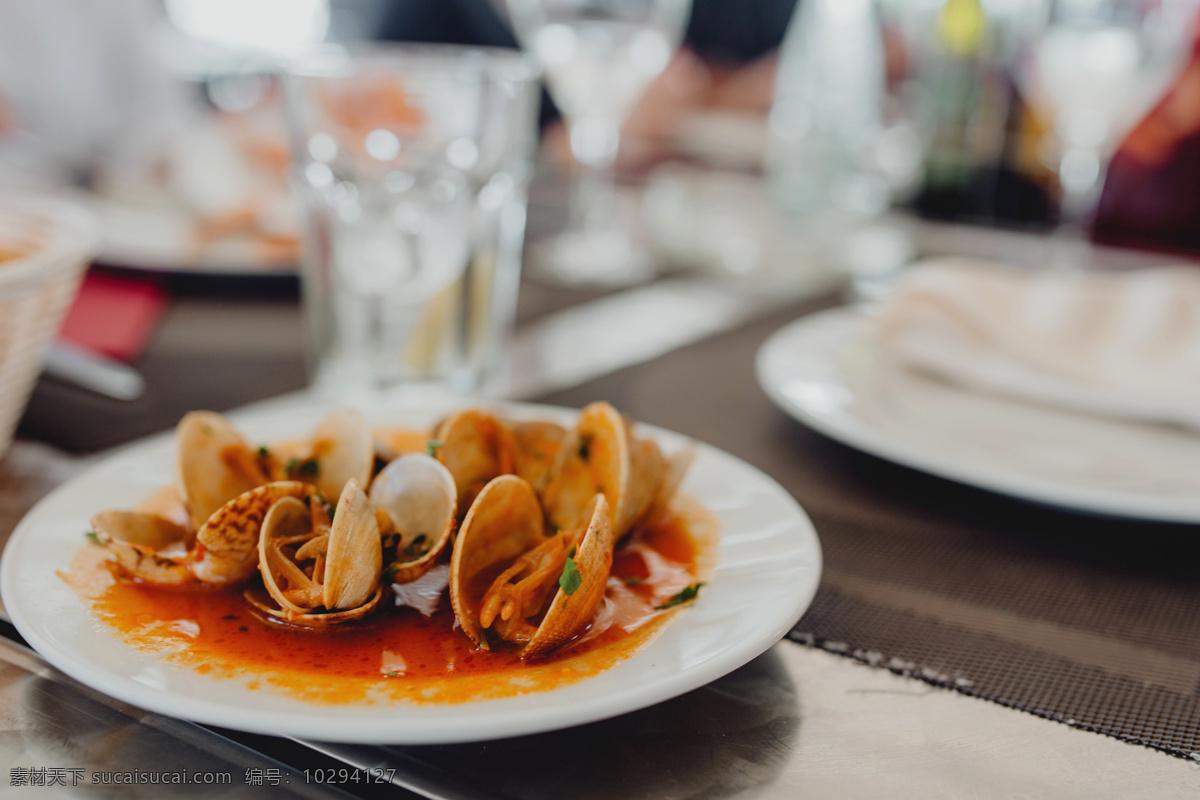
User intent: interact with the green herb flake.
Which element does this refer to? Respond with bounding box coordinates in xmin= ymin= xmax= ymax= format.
xmin=425 ymin=439 xmax=444 ymax=458
xmin=322 ymin=498 xmax=337 ymax=518
xmin=384 ymin=671 xmax=400 ymax=678
xmin=623 ymin=576 xmax=643 ymax=587
xmin=654 ymin=582 xmax=705 ymax=610
xmin=403 ymin=534 xmax=428 ymax=559
xmin=284 ymin=457 xmax=299 ymax=475
xmin=257 ymin=445 xmax=270 ymax=458
xmin=385 ymin=563 xmax=400 ymax=579
xmin=578 ymin=434 xmax=592 ymax=461
xmin=85 ymin=531 xmax=101 ymax=545
xmin=559 ymin=553 xmax=582 ymax=595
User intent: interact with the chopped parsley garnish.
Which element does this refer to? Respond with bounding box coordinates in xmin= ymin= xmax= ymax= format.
xmin=654 ymin=582 xmax=704 ymax=610
xmin=559 ymin=550 xmax=582 ymax=595
xmin=286 ymin=457 xmax=319 ymax=479
xmin=386 ymin=562 xmax=400 ymax=579
xmin=384 ymin=671 xmax=399 ymax=678
xmin=85 ymin=531 xmax=100 ymax=545
xmin=403 ymin=534 xmax=428 ymax=559
xmin=425 ymin=439 xmax=443 ymax=458
xmin=257 ymin=445 xmax=270 ymax=458
xmin=623 ymin=576 xmax=643 ymax=587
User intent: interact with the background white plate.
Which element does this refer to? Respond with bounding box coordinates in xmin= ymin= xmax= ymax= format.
xmin=1 ymin=393 xmax=821 ymax=743
xmin=757 ymin=306 xmax=1200 ymax=523
xmin=64 ymin=188 xmax=297 ymax=276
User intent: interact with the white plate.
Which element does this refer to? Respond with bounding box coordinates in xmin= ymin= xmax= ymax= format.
xmin=64 ymin=188 xmax=296 ymax=276
xmin=0 ymin=393 xmax=820 ymax=744
xmin=757 ymin=306 xmax=1200 ymax=523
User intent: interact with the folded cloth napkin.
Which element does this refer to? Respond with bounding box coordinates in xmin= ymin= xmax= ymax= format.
xmin=873 ymin=258 xmax=1200 ymax=429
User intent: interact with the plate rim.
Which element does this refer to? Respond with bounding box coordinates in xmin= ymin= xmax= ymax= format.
xmin=756 ymin=305 xmax=1200 ymax=524
xmin=1 ymin=396 xmax=821 ymax=744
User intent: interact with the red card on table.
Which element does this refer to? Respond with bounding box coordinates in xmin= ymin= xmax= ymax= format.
xmin=57 ymin=271 xmax=167 ymax=363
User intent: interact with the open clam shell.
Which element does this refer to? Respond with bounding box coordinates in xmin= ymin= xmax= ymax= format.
xmin=91 ymin=511 xmax=195 ymax=588
xmin=434 ymin=409 xmax=519 ymax=511
xmin=523 ymin=494 xmax=614 ymax=659
xmin=194 ymin=481 xmax=318 ymax=585
xmin=646 ymin=444 xmax=695 ymax=520
xmin=245 ymin=587 xmax=385 ymax=631
xmin=449 ymin=475 xmax=546 ymax=650
xmin=369 ymin=454 xmax=457 ymax=584
xmin=324 ymin=479 xmax=382 ymax=610
xmin=508 ymin=420 xmax=567 ymax=493
xmin=450 ymin=475 xmax=614 ymax=657
xmin=254 ymin=479 xmax=383 ymax=629
xmin=305 ymin=409 xmax=374 ymax=503
xmin=542 ymin=402 xmax=667 ymax=539
xmin=176 ymin=411 xmax=265 ymax=531
xmin=258 ymin=496 xmax=324 ymax=614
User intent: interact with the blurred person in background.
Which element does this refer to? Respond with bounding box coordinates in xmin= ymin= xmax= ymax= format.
xmin=375 ymin=0 xmax=797 ymax=168
xmin=0 ymin=0 xmax=193 ymax=189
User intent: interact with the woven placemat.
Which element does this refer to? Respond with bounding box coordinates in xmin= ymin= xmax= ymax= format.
xmin=542 ymin=299 xmax=1200 ymax=762
xmin=788 ymin=516 xmax=1200 ymax=758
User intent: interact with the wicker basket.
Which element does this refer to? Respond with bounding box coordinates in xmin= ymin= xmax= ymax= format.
xmin=0 ymin=195 xmax=98 ymax=458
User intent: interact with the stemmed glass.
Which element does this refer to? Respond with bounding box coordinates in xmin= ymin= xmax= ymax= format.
xmin=1021 ymin=0 xmax=1196 ymax=260
xmin=506 ymin=0 xmax=692 ymax=285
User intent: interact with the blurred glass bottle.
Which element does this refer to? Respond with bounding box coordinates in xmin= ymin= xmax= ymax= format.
xmin=766 ymin=0 xmax=890 ymax=220
xmin=903 ymin=0 xmax=1057 ymax=226
xmin=1090 ymin=3 xmax=1200 ymax=254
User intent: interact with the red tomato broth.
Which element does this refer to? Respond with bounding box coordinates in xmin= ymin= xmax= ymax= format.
xmin=63 ymin=494 xmax=719 ymax=706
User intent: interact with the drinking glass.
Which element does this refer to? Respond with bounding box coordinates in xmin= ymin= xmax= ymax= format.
xmin=506 ymin=0 xmax=692 ymax=285
xmin=1022 ymin=0 xmax=1196 ymax=231
xmin=284 ymin=45 xmax=539 ymax=394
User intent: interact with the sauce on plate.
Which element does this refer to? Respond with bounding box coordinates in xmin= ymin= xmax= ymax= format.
xmin=64 ymin=493 xmax=718 ymax=705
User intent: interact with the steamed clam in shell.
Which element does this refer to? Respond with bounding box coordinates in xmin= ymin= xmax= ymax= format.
xmin=94 ymin=481 xmax=319 ymax=588
xmin=194 ymin=481 xmax=322 ymax=585
xmin=176 ymin=411 xmax=267 ymax=531
xmin=508 ymin=420 xmax=567 ymax=493
xmin=91 ymin=511 xmax=195 ymax=588
xmin=369 ymin=454 xmax=457 ymax=584
xmin=251 ymin=479 xmax=383 ymax=628
xmin=450 ymin=475 xmax=613 ymax=657
xmin=433 ymin=409 xmax=519 ymax=511
xmin=301 ymin=409 xmax=374 ymax=503
xmin=541 ymin=402 xmax=668 ymax=538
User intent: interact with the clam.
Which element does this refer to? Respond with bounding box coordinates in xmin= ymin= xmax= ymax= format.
xmin=176 ymin=411 xmax=267 ymax=531
xmin=91 ymin=511 xmax=196 ymax=588
xmin=251 ymin=478 xmax=383 ymax=628
xmin=433 ymin=409 xmax=518 ymax=511
xmin=450 ymin=475 xmax=613 ymax=657
xmin=304 ymin=409 xmax=374 ymax=502
xmin=508 ymin=420 xmax=567 ymax=493
xmin=194 ymin=481 xmax=320 ymax=585
xmin=541 ymin=402 xmax=667 ymax=539
xmin=95 ymin=480 xmax=318 ymax=588
xmin=646 ymin=444 xmax=695 ymax=519
xmin=369 ymin=454 xmax=457 ymax=584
